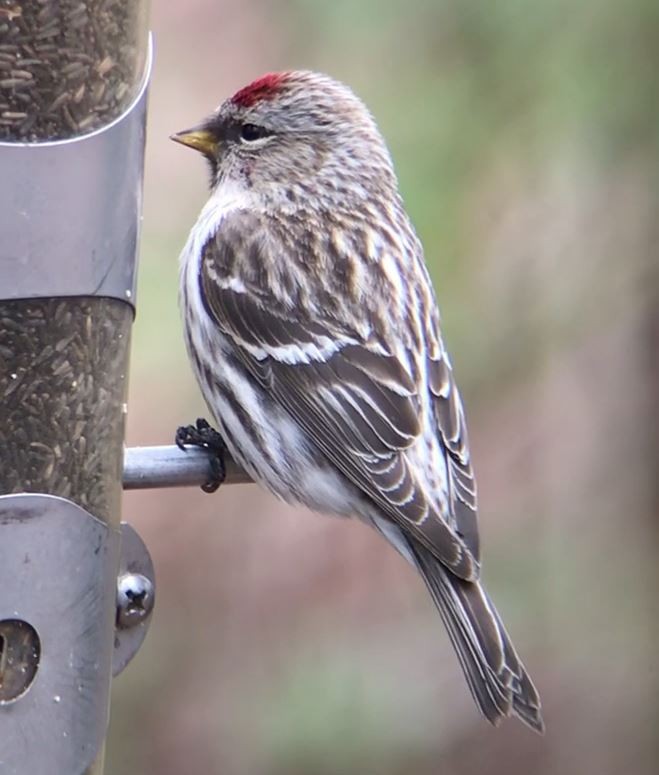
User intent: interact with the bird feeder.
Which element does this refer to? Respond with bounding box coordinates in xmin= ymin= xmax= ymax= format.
xmin=0 ymin=3 xmax=151 ymax=773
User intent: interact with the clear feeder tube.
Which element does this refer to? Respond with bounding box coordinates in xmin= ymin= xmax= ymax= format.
xmin=0 ymin=3 xmax=150 ymax=773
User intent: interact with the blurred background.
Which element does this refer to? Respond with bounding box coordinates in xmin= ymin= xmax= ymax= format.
xmin=109 ymin=1 xmax=659 ymax=773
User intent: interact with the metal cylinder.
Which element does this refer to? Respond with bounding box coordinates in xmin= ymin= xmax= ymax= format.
xmin=0 ymin=2 xmax=151 ymax=773
xmin=123 ymin=445 xmax=252 ymax=490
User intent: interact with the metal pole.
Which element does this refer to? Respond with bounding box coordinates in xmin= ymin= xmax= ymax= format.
xmin=123 ymin=445 xmax=251 ymax=490
xmin=0 ymin=3 xmax=151 ymax=774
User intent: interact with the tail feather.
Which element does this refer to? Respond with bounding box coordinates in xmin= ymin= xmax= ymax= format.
xmin=409 ymin=539 xmax=544 ymax=733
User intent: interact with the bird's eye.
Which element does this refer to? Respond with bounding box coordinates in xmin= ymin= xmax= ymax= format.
xmin=239 ymin=123 xmax=270 ymax=142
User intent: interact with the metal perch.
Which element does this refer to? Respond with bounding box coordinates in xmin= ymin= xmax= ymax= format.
xmin=123 ymin=445 xmax=251 ymax=490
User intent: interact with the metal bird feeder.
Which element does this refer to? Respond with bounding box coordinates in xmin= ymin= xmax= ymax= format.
xmin=0 ymin=3 xmax=151 ymax=773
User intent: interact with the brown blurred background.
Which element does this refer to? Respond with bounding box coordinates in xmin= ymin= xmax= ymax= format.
xmin=108 ymin=1 xmax=659 ymax=773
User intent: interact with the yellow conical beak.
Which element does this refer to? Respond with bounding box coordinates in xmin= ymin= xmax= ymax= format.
xmin=170 ymin=126 xmax=219 ymax=157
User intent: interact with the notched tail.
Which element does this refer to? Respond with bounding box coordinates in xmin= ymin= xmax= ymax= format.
xmin=409 ymin=539 xmax=544 ymax=733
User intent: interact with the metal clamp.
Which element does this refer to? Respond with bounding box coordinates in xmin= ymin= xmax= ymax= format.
xmin=0 ymin=37 xmax=153 ymax=308
xmin=0 ymin=494 xmax=120 ymax=775
xmin=0 ymin=495 xmax=157 ymax=774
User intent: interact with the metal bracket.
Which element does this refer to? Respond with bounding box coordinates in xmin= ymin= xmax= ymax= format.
xmin=0 ymin=494 xmax=120 ymax=775
xmin=113 ymin=522 xmax=155 ymax=677
xmin=0 ymin=36 xmax=153 ymax=308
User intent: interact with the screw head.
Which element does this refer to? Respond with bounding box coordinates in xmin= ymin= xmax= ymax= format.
xmin=116 ymin=573 xmax=154 ymax=629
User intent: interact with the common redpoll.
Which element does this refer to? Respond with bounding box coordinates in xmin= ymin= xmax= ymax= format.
xmin=172 ymin=71 xmax=543 ymax=732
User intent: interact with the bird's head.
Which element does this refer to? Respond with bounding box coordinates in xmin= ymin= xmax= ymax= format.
xmin=171 ymin=70 xmax=396 ymax=208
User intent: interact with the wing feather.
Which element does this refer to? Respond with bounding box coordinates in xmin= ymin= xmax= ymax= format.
xmin=429 ymin=351 xmax=479 ymax=561
xmin=202 ymin=241 xmax=479 ymax=580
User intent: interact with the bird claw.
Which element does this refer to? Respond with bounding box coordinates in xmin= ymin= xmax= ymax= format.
xmin=175 ymin=417 xmax=227 ymax=493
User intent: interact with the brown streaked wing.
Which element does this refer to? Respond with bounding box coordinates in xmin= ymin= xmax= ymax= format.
xmin=201 ymin=236 xmax=479 ymax=580
xmin=428 ymin=353 xmax=480 ymax=563
xmin=268 ymin=354 xmax=477 ymax=579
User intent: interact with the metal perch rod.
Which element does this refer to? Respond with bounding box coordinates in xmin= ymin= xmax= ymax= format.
xmin=123 ymin=445 xmax=251 ymax=490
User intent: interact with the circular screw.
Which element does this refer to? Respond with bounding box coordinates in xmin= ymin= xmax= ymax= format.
xmin=116 ymin=573 xmax=155 ymax=629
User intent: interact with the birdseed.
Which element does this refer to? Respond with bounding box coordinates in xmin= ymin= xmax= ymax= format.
xmin=0 ymin=298 xmax=131 ymax=523
xmin=0 ymin=0 xmax=148 ymax=142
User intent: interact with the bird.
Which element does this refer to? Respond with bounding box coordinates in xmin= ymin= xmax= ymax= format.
xmin=171 ymin=70 xmax=543 ymax=732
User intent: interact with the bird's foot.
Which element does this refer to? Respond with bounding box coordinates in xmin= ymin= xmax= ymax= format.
xmin=175 ymin=417 xmax=227 ymax=493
